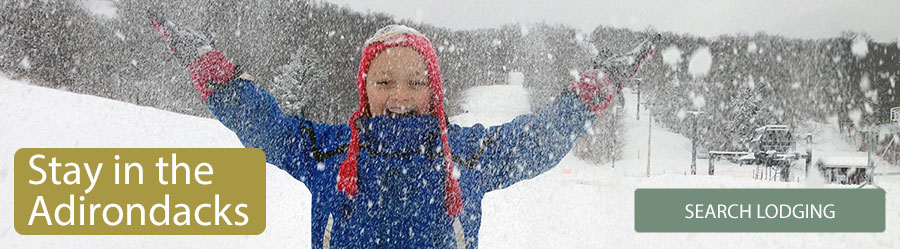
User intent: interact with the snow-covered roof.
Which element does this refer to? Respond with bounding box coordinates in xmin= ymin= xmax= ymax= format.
xmin=817 ymin=156 xmax=869 ymax=167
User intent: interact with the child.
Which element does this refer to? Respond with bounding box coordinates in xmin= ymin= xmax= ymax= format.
xmin=151 ymin=15 xmax=653 ymax=248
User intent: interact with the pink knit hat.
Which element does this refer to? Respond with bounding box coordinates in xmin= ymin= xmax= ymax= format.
xmin=336 ymin=25 xmax=463 ymax=217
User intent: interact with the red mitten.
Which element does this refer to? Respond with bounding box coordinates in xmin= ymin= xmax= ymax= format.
xmin=188 ymin=50 xmax=235 ymax=102
xmin=570 ymin=69 xmax=617 ymax=117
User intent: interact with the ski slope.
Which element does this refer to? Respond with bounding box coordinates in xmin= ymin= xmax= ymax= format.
xmin=1 ymin=74 xmax=898 ymax=248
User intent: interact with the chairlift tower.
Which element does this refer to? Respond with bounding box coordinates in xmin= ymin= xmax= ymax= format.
xmin=630 ymin=78 xmax=643 ymax=120
xmin=686 ymin=111 xmax=706 ymax=175
xmin=857 ymin=107 xmax=900 ymax=188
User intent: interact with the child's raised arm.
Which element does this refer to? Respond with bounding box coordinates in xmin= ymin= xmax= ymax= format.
xmin=149 ymin=13 xmax=325 ymax=184
xmin=206 ymin=78 xmax=324 ymax=184
xmin=453 ymin=84 xmax=595 ymax=192
xmin=456 ymin=35 xmax=658 ymax=192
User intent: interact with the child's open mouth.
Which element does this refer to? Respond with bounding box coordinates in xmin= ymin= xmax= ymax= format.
xmin=386 ymin=106 xmax=414 ymax=117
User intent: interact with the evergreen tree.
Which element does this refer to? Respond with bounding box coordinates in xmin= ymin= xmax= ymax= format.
xmin=272 ymin=45 xmax=327 ymax=119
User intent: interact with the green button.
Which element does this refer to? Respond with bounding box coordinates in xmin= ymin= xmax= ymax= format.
xmin=635 ymin=188 xmax=885 ymax=232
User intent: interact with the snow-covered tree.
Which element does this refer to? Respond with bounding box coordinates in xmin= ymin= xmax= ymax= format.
xmin=272 ymin=45 xmax=326 ymax=119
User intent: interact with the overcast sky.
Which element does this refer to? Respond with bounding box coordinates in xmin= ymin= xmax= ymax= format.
xmin=325 ymin=0 xmax=900 ymax=42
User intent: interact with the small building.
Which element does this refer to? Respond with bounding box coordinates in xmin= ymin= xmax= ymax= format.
xmin=816 ymin=157 xmax=869 ymax=184
xmin=891 ymin=106 xmax=899 ymax=124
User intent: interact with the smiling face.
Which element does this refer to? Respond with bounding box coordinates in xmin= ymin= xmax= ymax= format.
xmin=366 ymin=46 xmax=433 ymax=117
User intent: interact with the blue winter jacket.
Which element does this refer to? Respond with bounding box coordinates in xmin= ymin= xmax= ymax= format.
xmin=206 ymin=79 xmax=594 ymax=248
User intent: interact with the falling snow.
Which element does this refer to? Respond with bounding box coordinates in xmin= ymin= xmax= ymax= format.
xmin=661 ymin=46 xmax=682 ymax=69
xmin=79 ymin=0 xmax=118 ymax=19
xmin=747 ymin=41 xmax=758 ymax=53
xmin=848 ymin=108 xmax=863 ymax=126
xmin=690 ymin=93 xmax=706 ymax=109
xmin=18 ymin=56 xmax=30 ymax=69
xmin=688 ymin=46 xmax=712 ymax=78
xmin=1 ymin=2 xmax=899 ymax=248
xmin=860 ymin=74 xmax=871 ymax=91
xmin=851 ymin=36 xmax=869 ymax=58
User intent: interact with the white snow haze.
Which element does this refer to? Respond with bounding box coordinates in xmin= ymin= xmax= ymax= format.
xmin=2 ymin=1 xmax=899 ymax=248
xmin=326 ymin=0 xmax=900 ymax=42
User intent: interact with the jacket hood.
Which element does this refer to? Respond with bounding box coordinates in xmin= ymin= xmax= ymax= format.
xmin=337 ymin=24 xmax=463 ymax=217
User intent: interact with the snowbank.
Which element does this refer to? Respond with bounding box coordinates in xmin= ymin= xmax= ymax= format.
xmin=0 ymin=76 xmax=311 ymax=248
xmin=449 ymin=84 xmax=531 ymax=127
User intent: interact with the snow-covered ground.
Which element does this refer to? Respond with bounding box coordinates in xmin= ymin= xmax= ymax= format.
xmin=1 ymin=74 xmax=898 ymax=248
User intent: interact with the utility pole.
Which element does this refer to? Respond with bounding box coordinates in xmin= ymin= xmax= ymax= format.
xmin=631 ymin=78 xmax=643 ymax=120
xmin=646 ymin=101 xmax=653 ymax=177
xmin=805 ymin=133 xmax=813 ymax=179
xmin=867 ymin=130 xmax=875 ymax=185
xmin=647 ymin=109 xmax=652 ymax=177
xmin=686 ymin=111 xmax=706 ymax=175
xmin=611 ymin=105 xmax=619 ymax=168
xmin=692 ymin=117 xmax=697 ymax=175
